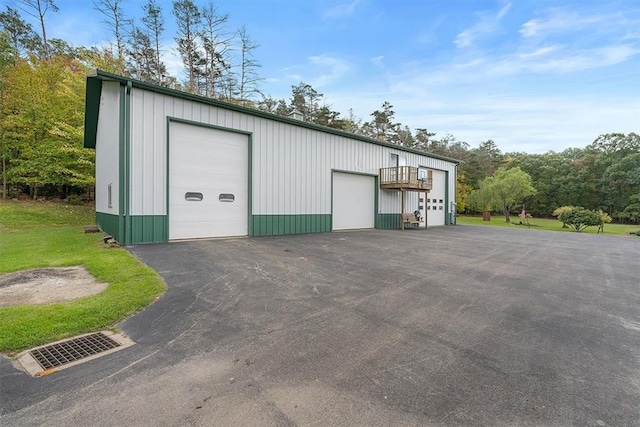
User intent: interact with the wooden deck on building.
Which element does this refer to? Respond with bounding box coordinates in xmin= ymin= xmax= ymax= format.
xmin=379 ymin=166 xmax=433 ymax=191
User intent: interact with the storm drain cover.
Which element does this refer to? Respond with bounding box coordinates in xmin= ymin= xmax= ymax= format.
xmin=30 ymin=332 xmax=120 ymax=370
xmin=17 ymin=331 xmax=135 ymax=376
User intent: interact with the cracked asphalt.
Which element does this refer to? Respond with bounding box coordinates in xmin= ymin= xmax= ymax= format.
xmin=1 ymin=225 xmax=639 ymax=426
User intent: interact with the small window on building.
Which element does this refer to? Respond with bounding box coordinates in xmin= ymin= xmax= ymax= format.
xmin=439 ymin=199 xmax=443 ymax=203
xmin=427 ymin=198 xmax=431 ymax=203
xmin=108 ymin=184 xmax=112 ymax=208
xmin=219 ymin=193 xmax=235 ymax=202
xmin=439 ymin=206 xmax=444 ymax=210
xmin=185 ymin=192 xmax=204 ymax=201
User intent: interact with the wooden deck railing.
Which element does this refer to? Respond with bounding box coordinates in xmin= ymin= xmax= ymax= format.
xmin=379 ymin=166 xmax=432 ymax=190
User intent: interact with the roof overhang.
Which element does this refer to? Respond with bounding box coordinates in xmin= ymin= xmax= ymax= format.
xmin=83 ymin=69 xmax=462 ymax=164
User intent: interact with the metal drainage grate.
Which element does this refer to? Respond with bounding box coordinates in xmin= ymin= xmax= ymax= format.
xmin=29 ymin=332 xmax=121 ymax=370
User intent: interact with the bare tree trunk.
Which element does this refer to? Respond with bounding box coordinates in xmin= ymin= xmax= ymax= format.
xmin=93 ymin=0 xmax=130 ymax=74
xmin=18 ymin=0 xmax=58 ymax=60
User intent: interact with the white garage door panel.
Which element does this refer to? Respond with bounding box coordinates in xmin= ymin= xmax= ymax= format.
xmin=333 ymin=173 xmax=375 ymax=230
xmin=170 ymin=123 xmax=248 ymax=240
xmin=427 ymin=170 xmax=446 ymax=226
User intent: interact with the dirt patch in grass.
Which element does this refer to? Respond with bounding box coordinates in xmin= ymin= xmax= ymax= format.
xmin=0 ymin=267 xmax=107 ymax=306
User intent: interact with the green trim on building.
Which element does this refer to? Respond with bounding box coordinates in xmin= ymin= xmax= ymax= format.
xmin=247 ymin=134 xmax=253 ymax=236
xmin=444 ymin=170 xmax=450 ymax=225
xmin=374 ymin=176 xmax=379 ymax=226
xmin=129 ymin=216 xmax=168 ymax=243
xmin=165 ymin=117 xmax=171 ymax=241
xmin=118 ymin=83 xmax=127 ymax=244
xmin=452 ymin=165 xmax=458 ymax=225
xmin=123 ymin=81 xmax=133 ymax=245
xmin=252 ymin=215 xmax=331 ymax=236
xmin=376 ymin=213 xmax=403 ymax=229
xmin=84 ymin=70 xmax=461 ymax=164
xmin=96 ymin=212 xmax=120 ymax=241
xmin=84 ymin=78 xmax=102 ymax=149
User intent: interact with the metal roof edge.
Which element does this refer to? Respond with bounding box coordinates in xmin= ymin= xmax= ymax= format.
xmin=90 ymin=70 xmax=462 ymax=164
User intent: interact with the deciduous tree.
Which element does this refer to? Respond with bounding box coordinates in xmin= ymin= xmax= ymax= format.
xmin=482 ymin=166 xmax=536 ymax=223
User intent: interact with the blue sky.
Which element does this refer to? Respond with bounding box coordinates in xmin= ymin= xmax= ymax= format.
xmin=33 ymin=0 xmax=640 ymax=153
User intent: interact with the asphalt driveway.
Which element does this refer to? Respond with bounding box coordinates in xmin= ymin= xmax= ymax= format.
xmin=1 ymin=226 xmax=639 ymax=426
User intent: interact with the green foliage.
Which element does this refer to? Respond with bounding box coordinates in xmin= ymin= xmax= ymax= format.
xmin=558 ymin=207 xmax=602 ymax=232
xmin=619 ymin=194 xmax=640 ymax=222
xmin=552 ymin=205 xmax=573 ymax=227
xmin=473 ymin=166 xmax=536 ymax=223
xmin=1 ymin=54 xmax=93 ymax=199
xmin=456 ymin=172 xmax=472 ymax=213
xmin=467 ymin=181 xmax=493 ymax=213
xmin=457 ymin=215 xmax=639 ymax=235
xmin=0 ymin=201 xmax=166 ymax=353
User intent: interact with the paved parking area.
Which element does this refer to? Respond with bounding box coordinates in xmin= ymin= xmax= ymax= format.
xmin=1 ymin=226 xmax=639 ymax=426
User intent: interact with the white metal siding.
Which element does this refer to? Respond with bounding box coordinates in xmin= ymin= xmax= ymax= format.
xmin=95 ymin=82 xmax=120 ymax=214
xmin=169 ymin=122 xmax=248 ymax=239
xmin=332 ymin=173 xmax=375 ymax=230
xmin=126 ymin=87 xmax=457 ymax=220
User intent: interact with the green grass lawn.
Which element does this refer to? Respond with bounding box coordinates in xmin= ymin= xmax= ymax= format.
xmin=457 ymin=214 xmax=640 ymax=236
xmin=0 ymin=200 xmax=166 ymax=355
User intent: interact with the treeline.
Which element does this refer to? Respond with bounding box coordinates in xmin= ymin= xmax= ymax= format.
xmin=0 ymin=1 xmax=638 ymax=223
xmin=457 ymin=134 xmax=640 ymax=223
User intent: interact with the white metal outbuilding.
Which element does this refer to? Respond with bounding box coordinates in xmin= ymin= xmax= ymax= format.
xmin=84 ymin=70 xmax=460 ymax=244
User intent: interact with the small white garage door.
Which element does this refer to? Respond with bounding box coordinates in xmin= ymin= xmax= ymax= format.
xmin=333 ymin=172 xmax=375 ymax=230
xmin=427 ymin=169 xmax=446 ymax=226
xmin=169 ymin=122 xmax=248 ymax=240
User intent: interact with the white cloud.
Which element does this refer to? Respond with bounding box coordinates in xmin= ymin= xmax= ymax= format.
xmin=323 ymin=1 xmax=361 ymax=19
xmin=455 ymin=2 xmax=512 ymax=48
xmin=518 ymin=45 xmax=562 ymax=60
xmin=397 ymin=94 xmax=639 ymax=153
xmin=519 ymin=9 xmax=625 ymax=39
xmin=390 ymin=42 xmax=639 ymax=90
xmin=307 ymin=54 xmax=352 ymax=87
xmin=497 ymin=44 xmax=640 ymax=75
xmin=370 ymin=56 xmax=384 ymax=68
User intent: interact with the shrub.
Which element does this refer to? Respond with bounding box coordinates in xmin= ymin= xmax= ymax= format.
xmin=558 ymin=207 xmax=601 ymax=232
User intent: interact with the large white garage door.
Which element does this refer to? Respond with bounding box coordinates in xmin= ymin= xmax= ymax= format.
xmin=427 ymin=170 xmax=446 ymax=226
xmin=169 ymin=122 xmax=248 ymax=240
xmin=333 ymin=172 xmax=375 ymax=230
